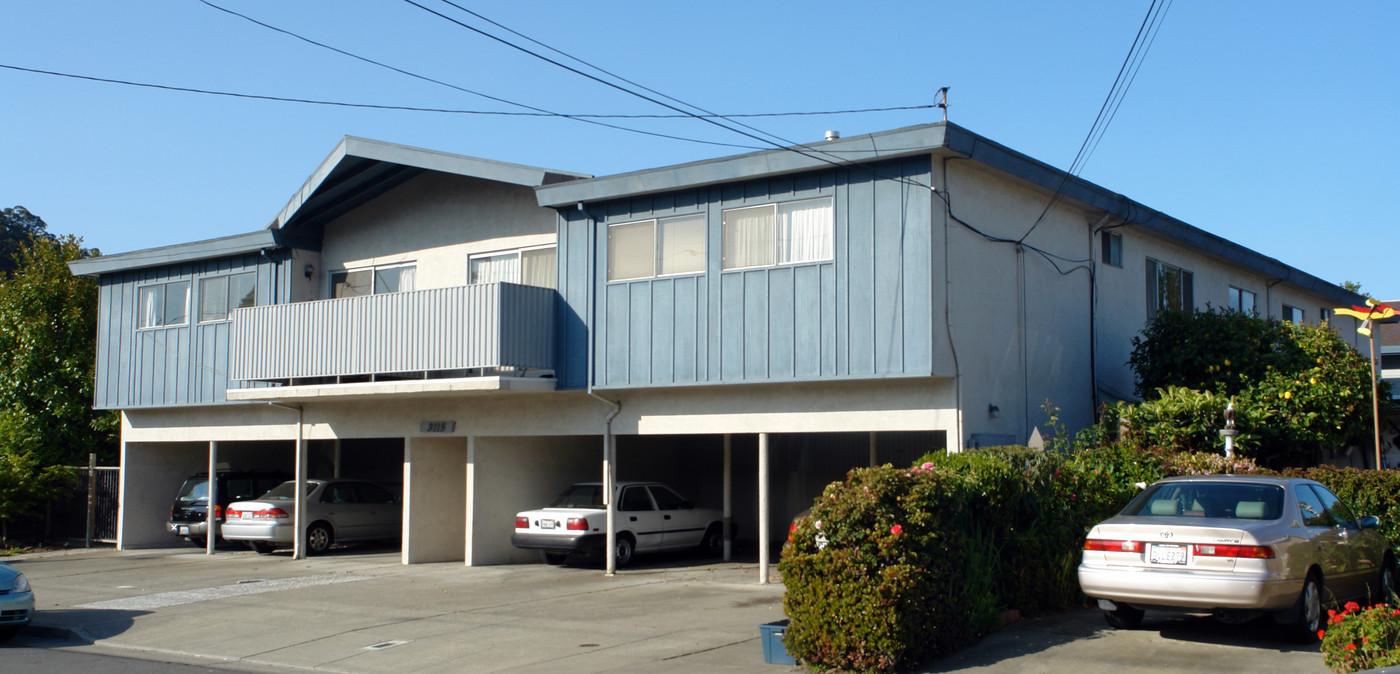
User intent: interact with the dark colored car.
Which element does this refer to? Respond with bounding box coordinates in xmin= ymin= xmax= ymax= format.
xmin=167 ymin=469 xmax=290 ymax=546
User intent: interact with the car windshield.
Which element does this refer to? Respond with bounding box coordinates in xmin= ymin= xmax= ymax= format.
xmin=1123 ymin=482 xmax=1285 ymax=520
xmin=549 ymin=484 xmax=605 ymax=509
xmin=176 ymin=478 xmax=209 ymax=502
xmin=258 ymin=481 xmax=317 ymax=501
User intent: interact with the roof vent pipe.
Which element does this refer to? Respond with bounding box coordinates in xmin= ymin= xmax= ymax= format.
xmin=825 ymin=130 xmax=840 ymax=141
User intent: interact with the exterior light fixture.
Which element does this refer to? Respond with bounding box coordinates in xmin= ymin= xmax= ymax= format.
xmin=304 ymin=264 xmax=315 ymax=279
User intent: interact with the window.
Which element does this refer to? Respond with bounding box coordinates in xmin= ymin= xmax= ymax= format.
xmin=1100 ymin=231 xmax=1122 ymax=268
xmin=1146 ymin=258 xmax=1193 ymax=319
xmin=137 ymin=281 xmax=190 ymax=328
xmin=331 ymin=264 xmax=415 ymax=298
xmin=607 ymin=214 xmax=705 ymax=281
xmin=1319 ymin=307 xmax=1331 ymax=323
xmin=469 ymin=246 xmax=556 ymax=289
xmin=199 ymin=272 xmax=256 ymax=322
xmin=1282 ymin=304 xmax=1305 ymax=324
xmin=1227 ymin=286 xmax=1256 ymax=314
xmin=619 ymin=486 xmax=654 ymax=512
xmin=722 ymin=197 xmax=833 ymax=270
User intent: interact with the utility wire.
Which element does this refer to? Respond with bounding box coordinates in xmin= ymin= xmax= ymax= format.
xmin=1018 ymin=0 xmax=1171 ymax=244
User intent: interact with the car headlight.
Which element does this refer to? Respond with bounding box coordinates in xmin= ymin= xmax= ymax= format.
xmin=11 ymin=572 xmax=30 ymax=594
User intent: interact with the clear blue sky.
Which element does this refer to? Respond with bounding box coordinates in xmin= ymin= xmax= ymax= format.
xmin=3 ymin=1 xmax=1395 ymax=297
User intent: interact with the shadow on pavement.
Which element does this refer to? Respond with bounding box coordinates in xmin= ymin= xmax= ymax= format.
xmin=919 ymin=609 xmax=1111 ymax=672
xmin=25 ymin=607 xmax=147 ymax=642
xmin=1152 ymin=613 xmax=1317 ymax=653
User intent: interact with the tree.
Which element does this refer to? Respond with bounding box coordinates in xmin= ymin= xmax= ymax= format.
xmin=0 ymin=233 xmax=117 ymax=468
xmin=1122 ymin=308 xmax=1383 ymax=466
xmin=0 ymin=206 xmax=56 ymax=277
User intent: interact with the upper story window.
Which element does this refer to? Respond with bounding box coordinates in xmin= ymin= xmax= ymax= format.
xmin=1227 ymin=286 xmax=1257 ymax=314
xmin=1146 ymin=258 xmax=1193 ymax=320
xmin=470 ymin=245 xmax=557 ymax=289
xmin=137 ymin=280 xmax=190 ymax=329
xmin=607 ymin=214 xmax=705 ymax=281
xmin=1282 ymin=304 xmax=1305 ymax=324
xmin=1100 ymin=230 xmax=1122 ymax=268
xmin=722 ymin=197 xmax=833 ymax=270
xmin=331 ymin=263 xmax=415 ymax=298
xmin=1319 ymin=307 xmax=1331 ymax=323
xmin=199 ymin=272 xmax=256 ymax=322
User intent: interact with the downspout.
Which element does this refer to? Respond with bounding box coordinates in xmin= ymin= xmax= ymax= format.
xmin=267 ymin=401 xmax=306 ymax=560
xmin=1087 ymin=213 xmax=1113 ymax=415
xmin=579 ymin=202 xmax=624 ymax=576
xmin=939 ymin=157 xmax=963 ymax=452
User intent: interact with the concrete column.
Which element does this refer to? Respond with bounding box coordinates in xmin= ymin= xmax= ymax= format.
xmin=403 ymin=436 xmax=467 ymax=565
xmin=723 ymin=434 xmax=732 ymax=562
xmin=869 ymin=431 xmax=878 ymax=467
xmin=293 ymin=406 xmax=307 ymax=560
xmin=758 ymin=432 xmax=770 ymax=585
xmin=206 ymin=441 xmax=218 ymax=555
xmin=464 ymin=435 xmax=475 ymax=565
xmin=333 ymin=439 xmax=342 ymax=478
xmin=604 ymin=430 xmax=616 ymax=576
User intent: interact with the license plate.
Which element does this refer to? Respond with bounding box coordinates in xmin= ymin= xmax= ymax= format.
xmin=1150 ymin=544 xmax=1187 ymax=565
xmin=178 ymin=526 xmax=189 ymax=535
xmin=539 ymin=520 xmax=556 ymax=530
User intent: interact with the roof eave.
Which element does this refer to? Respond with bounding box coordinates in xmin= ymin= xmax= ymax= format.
xmin=67 ymin=229 xmax=279 ymax=277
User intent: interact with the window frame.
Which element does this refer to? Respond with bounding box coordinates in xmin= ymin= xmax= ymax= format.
xmin=198 ymin=271 xmax=257 ymax=323
xmin=468 ymin=244 xmax=557 ymax=288
xmin=1282 ymin=304 xmax=1305 ymax=324
xmin=606 ymin=213 xmax=707 ymax=282
xmin=721 ymin=196 xmax=834 ymax=271
xmin=137 ymin=280 xmax=191 ymax=329
xmin=1227 ymin=286 xmax=1257 ymax=314
xmin=1145 ymin=258 xmax=1193 ymax=320
xmin=330 ymin=262 xmax=416 ymax=299
xmin=1100 ymin=230 xmax=1123 ymax=268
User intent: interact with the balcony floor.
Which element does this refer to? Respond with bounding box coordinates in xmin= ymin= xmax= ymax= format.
xmin=225 ymin=376 xmax=557 ymax=402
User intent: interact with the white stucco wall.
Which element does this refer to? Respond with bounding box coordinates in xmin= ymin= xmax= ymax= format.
xmin=403 ymin=436 xmax=466 ymax=564
xmin=118 ymin=441 xmax=209 ymax=549
xmin=468 ymin=435 xmax=598 ymax=566
xmin=313 ymin=171 xmax=556 ymax=294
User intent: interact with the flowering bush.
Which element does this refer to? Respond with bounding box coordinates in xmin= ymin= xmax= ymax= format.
xmin=1321 ymin=601 xmax=1400 ymax=673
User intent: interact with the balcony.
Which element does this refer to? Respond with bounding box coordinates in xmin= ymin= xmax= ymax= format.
xmin=229 ymin=283 xmax=555 ymax=384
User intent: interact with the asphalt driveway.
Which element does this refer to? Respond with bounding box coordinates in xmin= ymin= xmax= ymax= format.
xmin=3 ymin=547 xmax=1327 ymax=673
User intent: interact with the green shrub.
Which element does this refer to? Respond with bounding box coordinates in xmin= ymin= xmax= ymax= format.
xmin=1321 ymin=601 xmax=1400 ymax=673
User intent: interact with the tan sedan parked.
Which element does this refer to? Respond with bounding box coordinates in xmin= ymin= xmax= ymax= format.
xmin=1078 ymin=475 xmax=1397 ymax=642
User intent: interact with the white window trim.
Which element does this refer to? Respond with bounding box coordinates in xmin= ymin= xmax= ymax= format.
xmin=468 ymin=244 xmax=557 ymax=287
xmin=198 ymin=271 xmax=257 ymax=324
xmin=329 ymin=262 xmax=416 ymax=298
xmin=606 ymin=213 xmax=707 ymax=282
xmin=136 ymin=280 xmax=190 ymax=330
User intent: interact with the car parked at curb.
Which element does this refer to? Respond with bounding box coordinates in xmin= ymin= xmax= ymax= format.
xmin=1078 ymin=475 xmax=1396 ymax=642
xmin=0 ymin=560 xmax=34 ymax=641
xmin=512 ymin=481 xmax=726 ymax=567
xmin=222 ymin=478 xmax=401 ymax=555
xmin=167 ymin=469 xmax=290 ymax=546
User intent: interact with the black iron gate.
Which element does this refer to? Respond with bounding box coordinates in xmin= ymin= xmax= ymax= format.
xmin=49 ymin=459 xmax=119 ymax=545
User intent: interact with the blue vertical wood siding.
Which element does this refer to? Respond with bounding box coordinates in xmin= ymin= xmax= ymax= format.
xmin=92 ymin=253 xmax=285 ymax=409
xmin=557 ymin=156 xmax=933 ymax=390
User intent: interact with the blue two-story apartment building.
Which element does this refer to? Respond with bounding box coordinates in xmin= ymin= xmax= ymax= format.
xmin=70 ymin=123 xmax=1366 ymax=573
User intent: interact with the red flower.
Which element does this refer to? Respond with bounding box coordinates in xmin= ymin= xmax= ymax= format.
xmin=1318 ymin=630 xmax=1326 ymax=640
xmin=890 ymin=524 xmax=903 ymax=535
xmin=1345 ymin=643 xmax=1357 ymax=651
xmin=1345 ymin=601 xmax=1361 ymax=612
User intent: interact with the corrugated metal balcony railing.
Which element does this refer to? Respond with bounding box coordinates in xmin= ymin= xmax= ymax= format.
xmin=230 ymin=283 xmax=555 ymax=382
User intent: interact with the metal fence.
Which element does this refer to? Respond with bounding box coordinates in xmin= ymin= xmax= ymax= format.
xmin=48 ymin=460 xmax=119 ymax=545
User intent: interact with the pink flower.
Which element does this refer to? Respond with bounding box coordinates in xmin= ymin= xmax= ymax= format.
xmin=920 ymin=462 xmax=934 ymax=471
xmin=890 ymin=524 xmax=903 ymax=535
xmin=814 ymin=520 xmax=822 ymax=530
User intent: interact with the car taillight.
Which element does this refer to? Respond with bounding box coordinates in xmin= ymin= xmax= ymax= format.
xmin=213 ymin=504 xmax=224 ymax=520
xmin=516 ymin=516 xmax=529 ymax=529
xmin=1084 ymin=539 xmax=1141 ymax=552
xmin=566 ymin=518 xmax=588 ymax=531
xmin=235 ymin=507 xmax=290 ymax=519
xmin=1193 ymin=543 xmax=1274 ymax=559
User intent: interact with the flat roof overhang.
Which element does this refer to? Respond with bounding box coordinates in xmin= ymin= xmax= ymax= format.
xmin=225 ymin=376 xmax=557 ymax=403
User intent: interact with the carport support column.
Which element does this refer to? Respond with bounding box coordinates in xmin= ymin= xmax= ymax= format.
xmin=758 ymin=432 xmax=770 ymax=585
xmin=604 ymin=428 xmax=616 ymax=575
xmin=869 ymin=431 xmax=878 ymax=467
xmin=723 ymin=435 xmax=732 ymax=562
xmin=206 ymin=441 xmax=219 ymax=555
xmin=293 ymin=405 xmax=307 ymax=560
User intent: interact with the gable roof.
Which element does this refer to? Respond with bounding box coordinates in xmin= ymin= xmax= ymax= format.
xmin=534 ymin=122 xmax=1362 ymax=306
xmin=69 ymin=137 xmax=592 ymax=276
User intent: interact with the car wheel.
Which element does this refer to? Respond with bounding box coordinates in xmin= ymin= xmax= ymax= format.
xmin=1375 ymin=556 xmax=1399 ymax=606
xmin=614 ymin=534 xmax=635 ymax=568
xmin=1285 ymin=573 xmax=1324 ymax=643
xmin=307 ymin=523 xmax=334 ymax=555
xmin=701 ymin=524 xmax=723 ymax=557
xmin=248 ymin=541 xmax=275 ymax=554
xmin=1103 ymin=604 xmax=1144 ymax=630
xmin=542 ymin=552 xmax=568 ymax=565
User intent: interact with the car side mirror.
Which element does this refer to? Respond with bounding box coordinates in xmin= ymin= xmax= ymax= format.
xmin=1360 ymin=515 xmax=1380 ymax=530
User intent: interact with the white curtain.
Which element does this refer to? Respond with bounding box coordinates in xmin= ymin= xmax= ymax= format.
xmin=374 ymin=265 xmax=415 ymax=293
xmin=472 ymin=253 xmax=519 ymax=285
xmin=659 ymin=215 xmax=705 ymax=275
xmin=521 ymin=247 xmax=556 ymax=288
xmin=139 ymin=286 xmax=161 ymax=328
xmin=164 ymin=281 xmax=190 ymax=325
xmin=778 ymin=199 xmax=833 ymax=264
xmin=722 ymin=205 xmax=774 ymax=269
xmin=608 ymin=221 xmax=655 ymax=280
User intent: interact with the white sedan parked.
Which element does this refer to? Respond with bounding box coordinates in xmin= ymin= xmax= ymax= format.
xmin=512 ymin=482 xmax=725 ymax=566
xmin=1078 ymin=475 xmax=1396 ymax=642
xmin=222 ymin=479 xmax=402 ymax=555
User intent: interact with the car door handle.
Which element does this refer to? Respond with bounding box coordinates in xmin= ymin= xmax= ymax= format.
xmin=629 ymin=516 xmax=637 ymax=522
xmin=664 ymin=515 xmax=672 ymax=520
